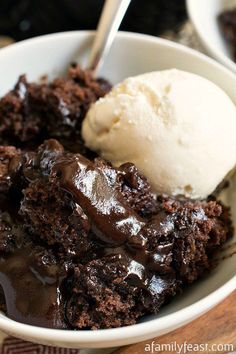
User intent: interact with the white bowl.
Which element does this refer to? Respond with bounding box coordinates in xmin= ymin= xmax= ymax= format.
xmin=187 ymin=0 xmax=236 ymax=73
xmin=0 ymin=31 xmax=235 ymax=349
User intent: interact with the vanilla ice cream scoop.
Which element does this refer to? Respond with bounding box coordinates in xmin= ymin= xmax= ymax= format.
xmin=82 ymin=69 xmax=236 ymax=199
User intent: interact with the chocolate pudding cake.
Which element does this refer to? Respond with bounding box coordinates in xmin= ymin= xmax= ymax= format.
xmin=0 ymin=65 xmax=233 ymax=329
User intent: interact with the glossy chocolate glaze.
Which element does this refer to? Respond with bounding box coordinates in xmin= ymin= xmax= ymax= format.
xmin=53 ymin=153 xmax=175 ymax=274
xmin=0 ymin=246 xmax=66 ymax=328
xmin=53 ymin=154 xmax=145 ymax=245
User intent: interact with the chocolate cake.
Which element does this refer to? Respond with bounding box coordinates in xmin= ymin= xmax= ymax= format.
xmin=218 ymin=8 xmax=236 ymax=61
xmin=0 ymin=66 xmax=233 ymax=329
xmin=0 ymin=64 xmax=110 ymax=151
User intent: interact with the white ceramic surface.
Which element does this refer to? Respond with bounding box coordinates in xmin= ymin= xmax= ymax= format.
xmin=0 ymin=31 xmax=235 ymax=349
xmin=187 ymin=0 xmax=236 ymax=73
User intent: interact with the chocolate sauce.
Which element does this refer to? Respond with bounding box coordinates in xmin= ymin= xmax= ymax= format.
xmin=53 ymin=154 xmax=145 ymax=246
xmin=53 ymin=153 xmax=174 ymax=274
xmin=0 ymin=244 xmax=66 ymax=328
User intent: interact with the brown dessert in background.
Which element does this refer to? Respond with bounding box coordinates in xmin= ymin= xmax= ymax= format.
xmin=218 ymin=7 xmax=236 ymax=61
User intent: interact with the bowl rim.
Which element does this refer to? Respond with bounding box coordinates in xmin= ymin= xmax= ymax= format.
xmin=187 ymin=0 xmax=236 ymax=73
xmin=0 ymin=277 xmax=235 ymax=344
xmin=0 ymin=30 xmax=235 ymax=345
xmin=0 ymin=28 xmax=236 ymax=80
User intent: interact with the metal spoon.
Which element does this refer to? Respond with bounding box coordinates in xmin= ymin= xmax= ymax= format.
xmin=87 ymin=0 xmax=131 ymax=74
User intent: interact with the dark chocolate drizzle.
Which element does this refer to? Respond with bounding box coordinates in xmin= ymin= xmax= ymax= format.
xmin=53 ymin=154 xmax=145 ymax=246
xmin=0 ymin=246 xmax=66 ymax=328
xmin=53 ymin=153 xmax=174 ymax=274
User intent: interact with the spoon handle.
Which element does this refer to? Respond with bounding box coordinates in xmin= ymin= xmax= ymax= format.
xmin=87 ymin=0 xmax=131 ymax=74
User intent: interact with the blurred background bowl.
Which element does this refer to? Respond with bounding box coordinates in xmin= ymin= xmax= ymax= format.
xmin=187 ymin=0 xmax=236 ymax=73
